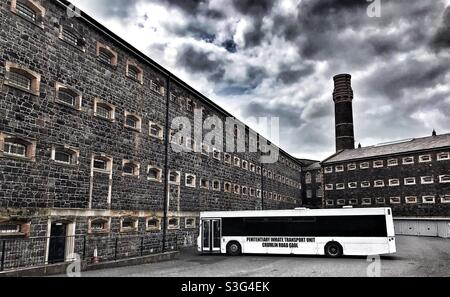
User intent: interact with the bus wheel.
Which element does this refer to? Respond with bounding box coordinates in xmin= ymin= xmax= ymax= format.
xmin=325 ymin=242 xmax=343 ymax=258
xmin=226 ymin=241 xmax=242 ymax=256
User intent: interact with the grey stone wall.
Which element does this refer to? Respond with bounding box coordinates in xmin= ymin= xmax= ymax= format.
xmin=0 ymin=0 xmax=303 ymax=268
xmin=323 ymin=151 xmax=450 ymax=216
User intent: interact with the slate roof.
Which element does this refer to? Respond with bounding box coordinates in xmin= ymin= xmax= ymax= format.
xmin=323 ymin=133 xmax=450 ymax=164
xmin=305 ymin=162 xmax=321 ymax=171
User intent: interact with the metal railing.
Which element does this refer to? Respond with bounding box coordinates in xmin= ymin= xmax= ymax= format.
xmin=0 ymin=233 xmax=179 ymax=272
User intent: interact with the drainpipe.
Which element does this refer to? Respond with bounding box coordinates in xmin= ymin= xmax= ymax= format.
xmin=162 ymin=75 xmax=171 ymax=253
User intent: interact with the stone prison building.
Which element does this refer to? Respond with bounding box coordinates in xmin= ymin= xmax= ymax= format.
xmin=0 ymin=0 xmax=305 ymax=267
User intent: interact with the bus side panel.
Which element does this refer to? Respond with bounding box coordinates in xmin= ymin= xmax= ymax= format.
xmin=337 ymin=237 xmax=391 ymax=256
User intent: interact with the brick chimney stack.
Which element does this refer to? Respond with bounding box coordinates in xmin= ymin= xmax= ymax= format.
xmin=333 ymin=74 xmax=355 ymax=152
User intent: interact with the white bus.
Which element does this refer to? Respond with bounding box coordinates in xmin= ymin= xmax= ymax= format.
xmin=197 ymin=207 xmax=396 ymax=257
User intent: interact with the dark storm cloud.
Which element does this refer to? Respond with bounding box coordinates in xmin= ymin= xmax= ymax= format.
xmin=221 ymin=39 xmax=238 ymax=53
xmin=232 ymin=0 xmax=275 ymax=17
xmin=360 ymin=58 xmax=450 ymax=99
xmin=177 ymin=45 xmax=224 ymax=75
xmin=243 ymin=101 xmax=305 ymax=128
xmin=158 ymin=0 xmax=208 ymax=14
xmin=431 ymin=6 xmax=450 ymax=49
xmin=71 ymin=0 xmax=450 ymax=159
xmin=231 ymin=0 xmax=275 ymax=48
xmin=276 ymin=64 xmax=315 ymax=85
xmin=171 ymin=22 xmax=216 ymax=43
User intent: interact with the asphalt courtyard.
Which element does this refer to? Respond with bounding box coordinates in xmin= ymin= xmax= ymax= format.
xmin=69 ymin=236 xmax=450 ymax=277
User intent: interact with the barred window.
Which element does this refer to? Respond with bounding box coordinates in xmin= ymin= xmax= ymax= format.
xmin=149 ymin=122 xmax=163 ymax=139
xmin=16 ymin=1 xmax=36 ymax=22
xmin=168 ymin=218 xmax=179 ymax=229
xmin=99 ymin=49 xmax=113 ymax=65
xmin=125 ymin=113 xmax=141 ymax=131
xmin=121 ymin=218 xmax=137 ymax=232
xmin=4 ymin=141 xmax=26 ymax=157
xmin=185 ymin=218 xmax=196 ymax=228
xmin=9 ymin=71 xmax=31 ymax=90
xmin=95 ymin=101 xmax=114 ymax=120
xmin=146 ymin=218 xmax=160 ymax=230
xmin=185 ymin=174 xmax=196 ymax=187
xmin=0 ymin=224 xmax=21 ymax=234
xmin=390 ymin=197 xmax=401 ymax=204
xmin=58 ymin=89 xmax=75 ymax=106
xmin=148 ymin=166 xmax=162 ymax=182
xmin=53 ymin=147 xmax=77 ymax=165
xmin=128 ymin=66 xmax=139 ymax=80
xmin=90 ymin=219 xmax=108 ymax=232
xmin=123 ymin=161 xmax=139 ymax=176
xmin=62 ymin=29 xmax=78 ymax=46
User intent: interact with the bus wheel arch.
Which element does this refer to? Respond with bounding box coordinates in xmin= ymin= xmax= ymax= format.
xmin=226 ymin=241 xmax=242 ymax=256
xmin=324 ymin=241 xmax=343 ymax=258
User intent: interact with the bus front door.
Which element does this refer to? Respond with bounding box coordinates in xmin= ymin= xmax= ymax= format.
xmin=202 ymin=219 xmax=221 ymax=253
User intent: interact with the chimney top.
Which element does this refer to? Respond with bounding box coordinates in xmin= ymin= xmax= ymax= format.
xmin=333 ymin=73 xmax=353 ymax=102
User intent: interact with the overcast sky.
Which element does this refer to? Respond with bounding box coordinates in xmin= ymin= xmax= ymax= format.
xmin=70 ymin=0 xmax=450 ymax=160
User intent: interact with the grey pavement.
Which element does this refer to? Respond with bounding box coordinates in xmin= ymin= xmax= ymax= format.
xmin=60 ymin=236 xmax=450 ymax=277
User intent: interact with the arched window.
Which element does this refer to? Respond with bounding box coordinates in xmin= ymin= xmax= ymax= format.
xmin=55 ymin=83 xmax=82 ymax=110
xmin=126 ymin=60 xmax=143 ymax=83
xmin=11 ymin=0 xmax=45 ymax=26
xmin=305 ymin=172 xmax=312 ymax=184
xmin=168 ymin=218 xmax=179 ymax=229
xmin=96 ymin=42 xmax=118 ymax=66
xmin=121 ymin=218 xmax=138 ymax=233
xmin=124 ymin=112 xmax=142 ymax=131
xmin=52 ymin=146 xmax=78 ymax=165
xmin=89 ymin=218 xmax=109 ymax=233
xmin=185 ymin=218 xmax=196 ymax=229
xmin=149 ymin=122 xmax=163 ymax=139
xmin=94 ymin=99 xmax=115 ymax=121
xmin=169 ymin=171 xmax=180 ymax=184
xmin=93 ymin=155 xmax=112 ymax=173
xmin=185 ymin=174 xmax=196 ymax=187
xmin=147 ymin=166 xmax=162 ymax=182
xmin=1 ymin=134 xmax=36 ymax=160
xmin=122 ymin=160 xmax=140 ymax=177
xmin=4 ymin=62 xmax=41 ymax=95
xmin=146 ymin=218 xmax=160 ymax=231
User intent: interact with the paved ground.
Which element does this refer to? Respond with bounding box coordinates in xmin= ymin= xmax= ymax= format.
xmin=67 ymin=236 xmax=450 ymax=277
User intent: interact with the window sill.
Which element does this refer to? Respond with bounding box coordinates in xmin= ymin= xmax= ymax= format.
xmin=88 ymin=230 xmax=110 ymax=235
xmin=120 ymin=229 xmax=138 ymax=234
xmin=97 ymin=58 xmax=118 ymax=69
xmin=4 ymin=81 xmax=39 ymax=96
xmin=58 ymin=37 xmax=86 ymax=53
xmin=150 ymin=134 xmax=164 ymax=141
xmin=55 ymin=99 xmax=81 ymax=111
xmin=146 ymin=228 xmax=161 ymax=232
xmin=126 ymin=75 xmax=144 ymax=85
xmin=94 ymin=115 xmax=115 ymax=123
xmin=125 ymin=125 xmax=142 ymax=133
xmin=185 ymin=184 xmax=196 ymax=188
xmin=0 ymin=232 xmax=27 ymax=238
xmin=122 ymin=173 xmax=140 ymax=178
xmin=52 ymin=160 xmax=78 ymax=167
xmin=148 ymin=178 xmax=162 ymax=183
xmin=168 ymin=226 xmax=180 ymax=230
xmin=93 ymin=168 xmax=111 ymax=174
xmin=0 ymin=153 xmax=34 ymax=162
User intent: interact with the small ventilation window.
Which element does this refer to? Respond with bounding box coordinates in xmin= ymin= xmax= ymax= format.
xmin=52 ymin=146 xmax=78 ymax=165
